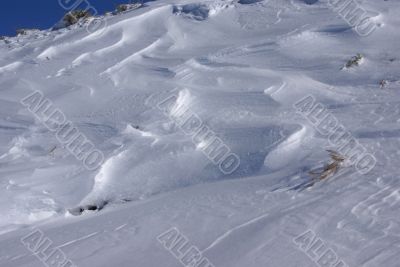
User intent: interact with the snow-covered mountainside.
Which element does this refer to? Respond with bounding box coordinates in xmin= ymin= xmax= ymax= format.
xmin=0 ymin=0 xmax=399 ymax=266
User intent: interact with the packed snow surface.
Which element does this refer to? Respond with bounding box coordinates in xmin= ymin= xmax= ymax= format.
xmin=0 ymin=0 xmax=399 ymax=266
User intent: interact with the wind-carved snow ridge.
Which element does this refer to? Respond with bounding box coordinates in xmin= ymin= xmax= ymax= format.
xmin=73 ymin=87 xmax=298 ymax=214
xmin=0 ymin=0 xmax=399 ymax=266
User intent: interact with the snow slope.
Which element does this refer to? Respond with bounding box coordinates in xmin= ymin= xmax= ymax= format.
xmin=0 ymin=0 xmax=399 ymax=266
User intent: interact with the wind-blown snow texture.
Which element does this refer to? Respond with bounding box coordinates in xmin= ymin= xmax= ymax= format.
xmin=0 ymin=0 xmax=399 ymax=266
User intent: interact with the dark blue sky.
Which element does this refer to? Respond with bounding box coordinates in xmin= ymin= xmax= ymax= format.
xmin=0 ymin=0 xmax=137 ymax=36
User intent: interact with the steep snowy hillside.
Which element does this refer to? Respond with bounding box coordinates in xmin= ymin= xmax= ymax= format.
xmin=0 ymin=0 xmax=399 ymax=266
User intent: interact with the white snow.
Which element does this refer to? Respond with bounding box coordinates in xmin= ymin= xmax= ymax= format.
xmin=0 ymin=0 xmax=399 ymax=266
